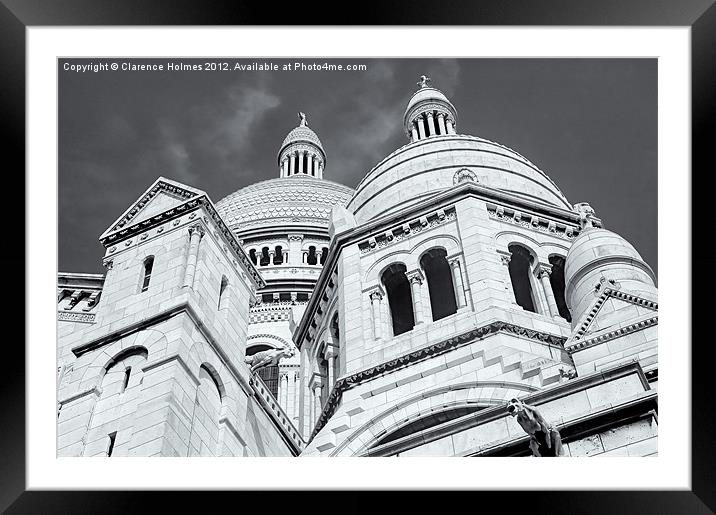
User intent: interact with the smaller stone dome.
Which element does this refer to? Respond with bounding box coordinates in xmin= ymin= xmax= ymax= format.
xmin=404 ymin=87 xmax=452 ymax=117
xmin=279 ymin=125 xmax=324 ymax=156
xmin=564 ymin=227 xmax=657 ymax=327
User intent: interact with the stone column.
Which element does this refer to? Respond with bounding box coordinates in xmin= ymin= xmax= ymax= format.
xmin=416 ymin=116 xmax=427 ymax=140
xmin=297 ymin=150 xmax=305 ymax=174
xmin=288 ymin=234 xmax=303 ymax=266
xmin=368 ymin=286 xmax=385 ymax=340
xmin=411 ymin=125 xmax=419 ymax=142
xmin=406 ymin=269 xmax=425 ymax=325
xmin=279 ymin=372 xmax=289 ymax=412
xmin=312 ymin=155 xmax=319 ymax=177
xmin=183 ymin=223 xmax=205 ymax=289
xmin=289 ymin=153 xmax=296 ymax=175
xmin=498 ymin=250 xmax=518 ymax=305
xmin=306 ymin=153 xmax=313 ymax=176
xmin=437 ymin=113 xmax=447 ymax=135
xmin=318 ymin=161 xmax=323 ymax=179
xmin=446 ymin=118 xmax=456 ymax=134
xmin=268 ymin=249 xmax=275 ymax=266
xmin=426 ymin=112 xmax=436 ymax=136
xmin=283 ymin=248 xmax=289 ymax=264
xmin=538 ymin=263 xmax=559 ymax=317
xmin=324 ymin=346 xmax=337 ymax=390
xmin=449 ymin=258 xmax=467 ymax=309
xmin=311 ymin=378 xmax=323 ymax=427
xmin=292 ymin=371 xmax=299 ymax=420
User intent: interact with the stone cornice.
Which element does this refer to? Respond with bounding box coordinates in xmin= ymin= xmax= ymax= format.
xmin=487 ymin=202 xmax=592 ymax=241
xmin=308 ymin=320 xmax=566 ymax=440
xmin=566 ymin=315 xmax=658 ymax=353
xmin=100 ymin=192 xmax=264 ymax=290
xmin=357 ymin=206 xmax=457 ymax=255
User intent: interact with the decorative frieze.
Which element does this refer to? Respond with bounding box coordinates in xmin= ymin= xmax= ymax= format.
xmin=309 ymin=320 xmax=566 ymax=439
xmin=57 ymin=311 xmax=96 ymax=324
xmin=487 ymin=203 xmax=587 ymax=240
xmin=572 ymin=287 xmax=658 ymax=342
xmin=566 ymin=316 xmax=658 ymax=353
xmin=358 ymin=206 xmax=457 ymax=254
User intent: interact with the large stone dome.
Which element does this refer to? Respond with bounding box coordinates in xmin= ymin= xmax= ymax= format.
xmin=346 ymin=134 xmax=572 ymax=224
xmin=216 ymin=175 xmax=354 ymax=233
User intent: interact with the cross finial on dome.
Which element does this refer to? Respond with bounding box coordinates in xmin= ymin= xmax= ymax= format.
xmin=417 ymin=75 xmax=431 ymax=88
xmin=298 ymin=112 xmax=308 ymax=127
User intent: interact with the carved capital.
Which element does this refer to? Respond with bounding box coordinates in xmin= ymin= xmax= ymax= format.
xmin=367 ymin=285 xmax=385 ymax=301
xmin=537 ymin=263 xmax=553 ymax=279
xmin=288 ymin=233 xmax=304 ymax=242
xmin=406 ymin=269 xmax=425 ymax=285
xmin=497 ymin=250 xmax=512 ymax=266
xmin=102 ymin=259 xmax=114 ymax=270
xmin=188 ymin=223 xmax=205 ymax=239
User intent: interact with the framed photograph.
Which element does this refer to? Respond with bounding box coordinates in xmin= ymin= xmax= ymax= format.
xmin=5 ymin=0 xmax=712 ymax=512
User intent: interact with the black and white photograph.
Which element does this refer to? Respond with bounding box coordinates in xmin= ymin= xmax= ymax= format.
xmin=56 ymin=57 xmax=659 ymax=458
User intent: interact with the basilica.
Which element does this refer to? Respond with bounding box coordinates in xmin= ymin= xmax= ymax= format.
xmin=56 ymin=77 xmax=658 ymax=457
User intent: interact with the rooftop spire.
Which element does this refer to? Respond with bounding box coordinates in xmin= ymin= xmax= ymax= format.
xmin=417 ymin=75 xmax=431 ymax=88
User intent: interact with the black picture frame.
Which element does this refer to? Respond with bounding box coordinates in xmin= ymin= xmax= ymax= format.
xmin=3 ymin=1 xmax=712 ymax=512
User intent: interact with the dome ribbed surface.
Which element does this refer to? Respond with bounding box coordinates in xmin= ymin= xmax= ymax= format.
xmin=216 ymin=175 xmax=354 ymax=231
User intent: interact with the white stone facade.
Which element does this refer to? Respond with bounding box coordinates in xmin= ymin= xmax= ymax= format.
xmin=58 ymin=78 xmax=657 ymax=457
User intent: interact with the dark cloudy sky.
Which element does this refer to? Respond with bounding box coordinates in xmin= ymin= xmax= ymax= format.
xmin=59 ymin=58 xmax=657 ymax=276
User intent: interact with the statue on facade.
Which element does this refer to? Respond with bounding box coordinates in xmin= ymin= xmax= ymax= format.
xmin=417 ymin=75 xmax=431 ymax=88
xmin=507 ymin=398 xmax=565 ymax=457
xmin=573 ymin=202 xmax=596 ymax=230
xmin=244 ymin=345 xmax=295 ymax=374
xmin=298 ymin=111 xmax=308 ymax=126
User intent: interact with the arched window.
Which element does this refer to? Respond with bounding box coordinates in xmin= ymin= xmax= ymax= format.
xmin=246 ymin=344 xmax=280 ymax=398
xmin=508 ymin=244 xmax=537 ymax=313
xmin=381 ymin=263 xmax=415 ymax=336
xmin=307 ymin=246 xmax=318 ymax=265
xmin=120 ymin=367 xmax=131 ymax=393
xmin=140 ymin=256 xmax=154 ymax=292
xmin=320 ymin=247 xmax=328 ymax=265
xmin=273 ymin=245 xmax=284 ymax=265
xmin=259 ymin=247 xmax=270 ymax=267
xmin=188 ymin=364 xmax=223 ymax=456
xmin=249 ymin=249 xmax=258 ymax=265
xmin=420 ymin=248 xmax=457 ymax=321
xmin=218 ymin=275 xmax=229 ymax=310
xmin=548 ymin=255 xmax=572 ymax=322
